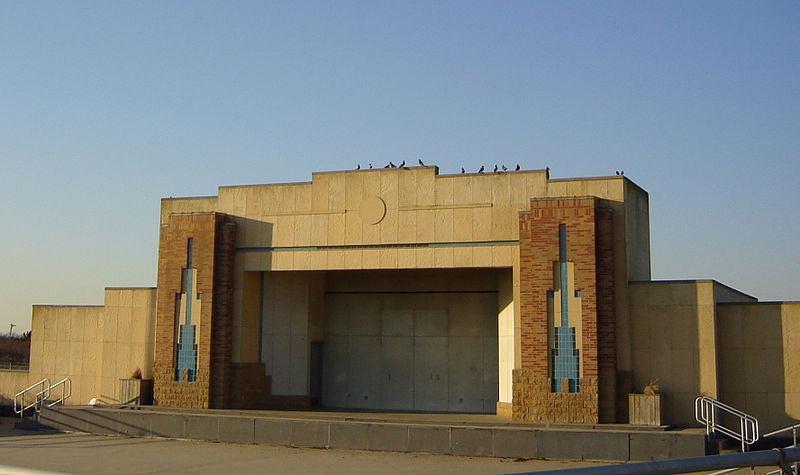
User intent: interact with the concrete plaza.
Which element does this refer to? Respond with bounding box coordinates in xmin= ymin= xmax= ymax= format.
xmin=0 ymin=417 xmax=600 ymax=475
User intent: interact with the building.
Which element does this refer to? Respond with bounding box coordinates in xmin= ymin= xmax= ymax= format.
xmin=2 ymin=166 xmax=798 ymax=430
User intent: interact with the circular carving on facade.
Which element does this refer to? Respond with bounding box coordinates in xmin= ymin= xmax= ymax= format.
xmin=359 ymin=196 xmax=386 ymax=225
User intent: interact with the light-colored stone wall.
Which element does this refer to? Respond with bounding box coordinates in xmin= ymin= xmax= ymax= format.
xmin=628 ymin=280 xmax=766 ymax=427
xmin=7 ymin=287 xmax=158 ymax=407
xmin=29 ymin=305 xmax=104 ymax=406
xmin=629 ymin=281 xmax=711 ymax=425
xmin=0 ymin=370 xmax=31 ymax=406
xmin=717 ymin=301 xmax=800 ymax=431
xmin=98 ymin=288 xmax=157 ymax=402
xmin=259 ymin=271 xmax=312 ymax=396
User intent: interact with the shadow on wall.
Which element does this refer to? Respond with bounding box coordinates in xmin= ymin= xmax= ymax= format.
xmin=230 ymin=216 xmax=274 ymax=272
xmin=630 ymin=282 xmax=703 ymax=426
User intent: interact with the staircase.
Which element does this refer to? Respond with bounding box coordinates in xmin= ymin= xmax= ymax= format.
xmin=13 ymin=378 xmax=71 ymax=430
xmin=695 ymin=395 xmax=759 ymax=453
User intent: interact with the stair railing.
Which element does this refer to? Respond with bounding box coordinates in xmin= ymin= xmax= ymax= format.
xmin=13 ymin=378 xmax=50 ymax=419
xmin=47 ymin=378 xmax=71 ymax=407
xmin=764 ymin=423 xmax=800 ymax=475
xmin=695 ymin=395 xmax=759 ymax=452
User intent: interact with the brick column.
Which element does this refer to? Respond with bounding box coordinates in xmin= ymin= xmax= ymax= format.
xmin=153 ymin=213 xmax=235 ymax=408
xmin=513 ymin=197 xmax=615 ymax=423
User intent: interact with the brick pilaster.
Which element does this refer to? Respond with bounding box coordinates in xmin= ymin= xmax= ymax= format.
xmin=514 ymin=197 xmax=615 ymax=423
xmin=153 ymin=213 xmax=235 ymax=408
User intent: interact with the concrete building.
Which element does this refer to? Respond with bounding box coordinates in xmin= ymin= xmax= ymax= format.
xmin=2 ymin=166 xmax=798 ymax=430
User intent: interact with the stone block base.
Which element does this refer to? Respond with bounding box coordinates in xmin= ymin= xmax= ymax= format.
xmin=512 ymin=369 xmax=599 ymax=424
xmin=153 ymin=366 xmax=211 ymax=408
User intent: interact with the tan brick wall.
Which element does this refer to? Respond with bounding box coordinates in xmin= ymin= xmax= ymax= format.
xmin=153 ymin=213 xmax=235 ymax=408
xmin=514 ymin=197 xmax=615 ymax=423
xmin=595 ymin=207 xmax=617 ymax=423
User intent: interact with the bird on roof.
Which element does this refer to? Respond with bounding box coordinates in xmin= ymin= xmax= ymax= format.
xmin=502 ymin=165 xmax=507 ymax=172
xmin=356 ymin=164 xmax=360 ymax=170
xmin=615 ymin=171 xmax=620 ymax=175
xmin=389 ymin=161 xmax=396 ymax=168
xmin=399 ymin=160 xmax=405 ymax=168
xmin=493 ymin=165 xmax=498 ymax=173
xmin=368 ymin=163 xmax=373 ymax=169
xmin=418 ymin=159 xmax=425 ymax=166
xmin=546 ymin=166 xmax=550 ymax=178
xmin=620 ymin=171 xmax=624 ymax=176
xmin=515 ymin=164 xmax=520 ymax=171
xmin=384 ymin=163 xmax=390 ymax=168
xmin=478 ymin=165 xmax=485 ymax=173
xmin=461 ymin=167 xmax=465 ymax=174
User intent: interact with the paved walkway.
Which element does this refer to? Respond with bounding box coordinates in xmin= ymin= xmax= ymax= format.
xmin=0 ymin=417 xmax=600 ymax=474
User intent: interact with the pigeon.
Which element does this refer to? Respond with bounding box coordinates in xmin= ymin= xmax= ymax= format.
xmin=368 ymin=163 xmax=373 ymax=169
xmin=461 ymin=167 xmax=465 ymax=173
xmin=502 ymin=165 xmax=507 ymax=172
xmin=493 ymin=165 xmax=498 ymax=173
xmin=356 ymin=164 xmax=360 ymax=170
xmin=399 ymin=160 xmax=405 ymax=168
xmin=419 ymin=159 xmax=425 ymax=166
xmin=546 ymin=166 xmax=550 ymax=178
xmin=621 ymin=171 xmax=624 ymax=176
xmin=515 ymin=164 xmax=520 ymax=171
xmin=615 ymin=171 xmax=620 ymax=175
xmin=389 ymin=161 xmax=396 ymax=168
xmin=478 ymin=166 xmax=485 ymax=173
xmin=384 ymin=163 xmax=390 ymax=168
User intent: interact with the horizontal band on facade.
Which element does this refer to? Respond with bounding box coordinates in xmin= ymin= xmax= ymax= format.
xmin=324 ymin=290 xmax=499 ymax=295
xmin=236 ymin=240 xmax=519 ymax=252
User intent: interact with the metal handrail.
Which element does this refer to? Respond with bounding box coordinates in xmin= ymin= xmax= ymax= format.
xmin=47 ymin=378 xmax=71 ymax=407
xmin=13 ymin=378 xmax=50 ymax=419
xmin=763 ymin=423 xmax=800 ymax=475
xmin=695 ymin=395 xmax=759 ymax=452
xmin=525 ymin=446 xmax=800 ymax=475
xmin=763 ymin=423 xmax=800 ymax=439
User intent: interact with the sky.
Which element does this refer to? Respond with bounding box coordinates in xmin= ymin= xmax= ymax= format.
xmin=1 ymin=1 xmax=798 ymax=334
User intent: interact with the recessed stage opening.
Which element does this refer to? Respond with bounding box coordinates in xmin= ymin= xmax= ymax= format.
xmin=252 ymin=268 xmax=509 ymax=414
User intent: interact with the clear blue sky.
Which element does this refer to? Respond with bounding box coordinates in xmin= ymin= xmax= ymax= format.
xmin=1 ymin=1 xmax=798 ymax=333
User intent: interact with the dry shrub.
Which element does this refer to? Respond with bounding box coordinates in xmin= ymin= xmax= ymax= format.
xmin=643 ymin=380 xmax=659 ymax=395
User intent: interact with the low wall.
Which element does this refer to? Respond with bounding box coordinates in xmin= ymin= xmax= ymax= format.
xmin=0 ymin=370 xmax=30 ymax=407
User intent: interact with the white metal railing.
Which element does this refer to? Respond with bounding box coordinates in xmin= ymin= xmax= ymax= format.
xmin=706 ymin=422 xmax=800 ymax=475
xmin=695 ymin=395 xmax=760 ymax=452
xmin=13 ymin=378 xmax=49 ymax=419
xmin=47 ymin=378 xmax=71 ymax=407
xmin=13 ymin=378 xmax=71 ymax=419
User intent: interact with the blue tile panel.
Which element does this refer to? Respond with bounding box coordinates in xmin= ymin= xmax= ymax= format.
xmin=551 ymin=327 xmax=580 ymax=392
xmin=176 ymin=324 xmax=198 ymax=381
xmin=175 ymin=238 xmax=198 ymax=382
xmin=552 ymin=225 xmax=579 ymax=393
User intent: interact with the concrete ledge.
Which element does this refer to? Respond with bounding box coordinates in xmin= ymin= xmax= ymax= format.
xmin=451 ymin=427 xmax=493 ymax=456
xmin=408 ymin=425 xmax=449 ymax=454
xmin=39 ymin=406 xmax=706 ymax=462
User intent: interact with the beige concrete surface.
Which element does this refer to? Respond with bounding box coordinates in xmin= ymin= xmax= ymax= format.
xmin=0 ymin=371 xmax=29 ymax=406
xmin=0 ymin=418 xmax=602 ymax=475
xmin=0 ymin=288 xmax=158 ymax=407
xmin=718 ymin=301 xmax=800 ymax=431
